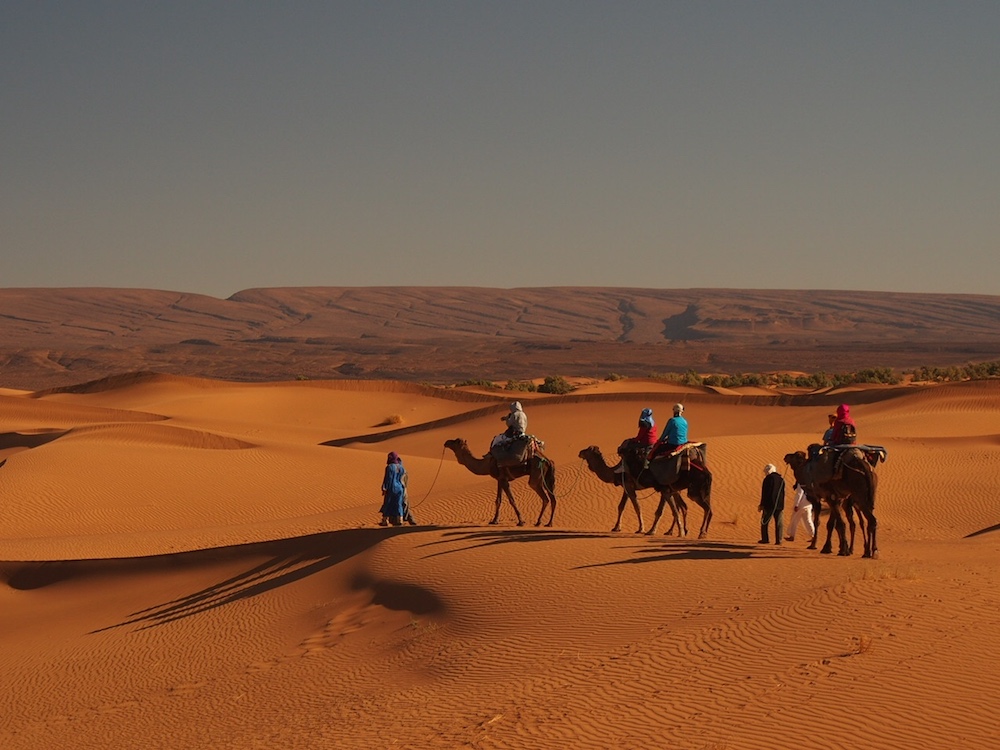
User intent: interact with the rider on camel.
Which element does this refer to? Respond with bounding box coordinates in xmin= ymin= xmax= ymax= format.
xmin=647 ymin=403 xmax=688 ymax=462
xmin=614 ymin=407 xmax=658 ymax=473
xmin=502 ymin=401 xmax=528 ymax=440
xmin=829 ymin=403 xmax=857 ymax=445
xmin=635 ymin=407 xmax=658 ymax=447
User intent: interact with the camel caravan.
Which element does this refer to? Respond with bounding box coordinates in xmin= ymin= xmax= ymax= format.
xmin=443 ymin=400 xmax=885 ymax=559
xmin=446 ymin=401 xmax=713 ymax=537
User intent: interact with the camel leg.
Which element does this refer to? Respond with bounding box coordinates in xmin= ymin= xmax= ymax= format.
xmin=493 ymin=477 xmax=524 ymax=526
xmin=844 ymin=501 xmax=857 ymax=556
xmin=612 ymin=490 xmax=630 ymax=532
xmin=533 ymin=498 xmax=547 ymax=527
xmin=645 ymin=493 xmax=665 ymax=535
xmin=818 ymin=498 xmax=850 ymax=555
xmin=543 ymin=464 xmax=557 ymax=527
xmin=836 ymin=505 xmax=851 ymax=556
xmin=528 ymin=467 xmax=556 ymax=528
xmin=530 ymin=475 xmax=556 ymax=527
xmin=861 ymin=482 xmax=878 ymax=558
xmin=820 ymin=515 xmax=834 ymax=553
xmin=692 ymin=470 xmax=713 ymax=539
xmin=860 ymin=470 xmax=878 ymax=559
xmin=668 ymin=493 xmax=689 ymax=537
xmin=850 ymin=504 xmax=865 ymax=557
xmin=613 ymin=479 xmax=644 ymax=533
xmin=490 ymin=482 xmax=503 ymax=525
xmin=646 ymin=491 xmax=679 ymax=536
xmin=696 ymin=506 xmax=712 ymax=538
xmin=820 ymin=500 xmax=840 ymax=554
xmin=537 ymin=486 xmax=557 ymax=528
xmin=867 ymin=472 xmax=879 ymax=559
xmin=531 ymin=476 xmax=547 ymax=527
xmin=689 ymin=483 xmax=712 ymax=539
xmin=505 ymin=482 xmax=526 ymax=527
xmin=865 ymin=513 xmax=878 ymax=559
xmin=629 ymin=490 xmax=644 ymax=533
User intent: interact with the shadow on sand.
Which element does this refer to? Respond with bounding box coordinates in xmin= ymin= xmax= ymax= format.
xmin=0 ymin=527 xmax=443 ymax=633
xmin=3 ymin=525 xmax=806 ymax=635
xmin=88 ymin=526 xmax=448 ymax=633
xmin=417 ymin=527 xmax=789 ymax=565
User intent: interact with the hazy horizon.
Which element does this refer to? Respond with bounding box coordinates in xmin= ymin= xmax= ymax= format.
xmin=3 ymin=2 xmax=998 ymax=298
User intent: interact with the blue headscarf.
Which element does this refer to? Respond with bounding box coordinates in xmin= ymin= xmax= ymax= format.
xmin=638 ymin=407 xmax=654 ymax=428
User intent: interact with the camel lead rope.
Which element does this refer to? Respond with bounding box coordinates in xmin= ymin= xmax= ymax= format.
xmin=408 ymin=446 xmax=447 ymax=511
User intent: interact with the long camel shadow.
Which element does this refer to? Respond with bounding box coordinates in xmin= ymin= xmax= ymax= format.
xmin=417 ymin=527 xmax=781 ymax=565
xmin=417 ymin=527 xmax=620 ymax=559
xmin=965 ymin=522 xmax=1000 ymax=538
xmin=575 ymin=544 xmax=760 ymax=568
xmin=88 ymin=526 xmax=443 ymax=634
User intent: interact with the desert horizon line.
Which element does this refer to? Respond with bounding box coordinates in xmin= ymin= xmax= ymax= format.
xmin=4 ymin=283 xmax=1000 ymax=298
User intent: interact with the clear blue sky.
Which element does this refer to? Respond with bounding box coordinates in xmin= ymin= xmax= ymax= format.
xmin=2 ymin=2 xmax=998 ymax=297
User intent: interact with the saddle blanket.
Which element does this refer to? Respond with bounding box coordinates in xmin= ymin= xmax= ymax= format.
xmin=490 ymin=435 xmax=544 ymax=467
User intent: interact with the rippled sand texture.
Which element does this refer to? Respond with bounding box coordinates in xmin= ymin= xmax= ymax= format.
xmin=2 ymin=374 xmax=999 ymax=749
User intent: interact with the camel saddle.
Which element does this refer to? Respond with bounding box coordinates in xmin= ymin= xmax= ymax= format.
xmin=803 ymin=444 xmax=884 ymax=485
xmin=490 ymin=435 xmax=543 ymax=467
xmin=644 ymin=442 xmax=708 ymax=486
xmin=819 ymin=443 xmax=887 ymax=468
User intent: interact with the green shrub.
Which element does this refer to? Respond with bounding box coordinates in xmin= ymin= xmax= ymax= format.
xmin=456 ymin=378 xmax=499 ymax=390
xmin=504 ymin=379 xmax=537 ymax=392
xmin=538 ymin=375 xmax=573 ymax=394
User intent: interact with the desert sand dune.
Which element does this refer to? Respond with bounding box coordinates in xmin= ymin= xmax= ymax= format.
xmin=2 ymin=374 xmax=999 ymax=749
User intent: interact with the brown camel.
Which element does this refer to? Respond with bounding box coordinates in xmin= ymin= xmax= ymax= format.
xmin=784 ymin=449 xmax=878 ymax=558
xmin=444 ymin=438 xmax=557 ymax=527
xmin=579 ymin=445 xmax=714 ymax=538
xmin=799 ymin=481 xmax=857 ymax=556
xmin=578 ymin=445 xmax=686 ymax=535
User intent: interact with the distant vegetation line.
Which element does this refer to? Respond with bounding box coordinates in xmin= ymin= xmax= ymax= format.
xmin=457 ymin=361 xmax=1000 ymax=393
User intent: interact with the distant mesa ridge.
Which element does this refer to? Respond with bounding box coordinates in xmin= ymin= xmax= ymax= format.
xmin=2 ymin=287 xmax=1000 ymax=390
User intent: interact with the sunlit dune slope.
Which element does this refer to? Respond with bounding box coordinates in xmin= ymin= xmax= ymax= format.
xmin=2 ymin=374 xmax=999 ymax=750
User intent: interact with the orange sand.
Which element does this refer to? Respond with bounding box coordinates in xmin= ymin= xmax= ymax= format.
xmin=2 ymin=374 xmax=999 ymax=749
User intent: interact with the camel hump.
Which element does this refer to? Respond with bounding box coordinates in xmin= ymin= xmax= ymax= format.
xmin=684 ymin=441 xmax=707 ymax=465
xmin=490 ymin=435 xmax=539 ymax=467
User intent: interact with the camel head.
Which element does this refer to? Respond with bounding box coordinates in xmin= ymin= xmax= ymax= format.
xmin=444 ymin=438 xmax=468 ymax=453
xmin=579 ymin=445 xmax=620 ymax=476
xmin=783 ymin=449 xmax=837 ymax=489
xmin=783 ymin=451 xmax=807 ymax=471
xmin=578 ymin=445 xmax=606 ymax=463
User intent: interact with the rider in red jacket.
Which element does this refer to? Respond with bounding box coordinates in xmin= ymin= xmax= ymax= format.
xmin=829 ymin=403 xmax=857 ymax=445
xmin=635 ymin=407 xmax=658 ymax=446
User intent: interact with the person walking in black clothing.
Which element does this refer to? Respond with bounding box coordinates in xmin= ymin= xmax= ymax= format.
xmin=758 ymin=463 xmax=785 ymax=545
